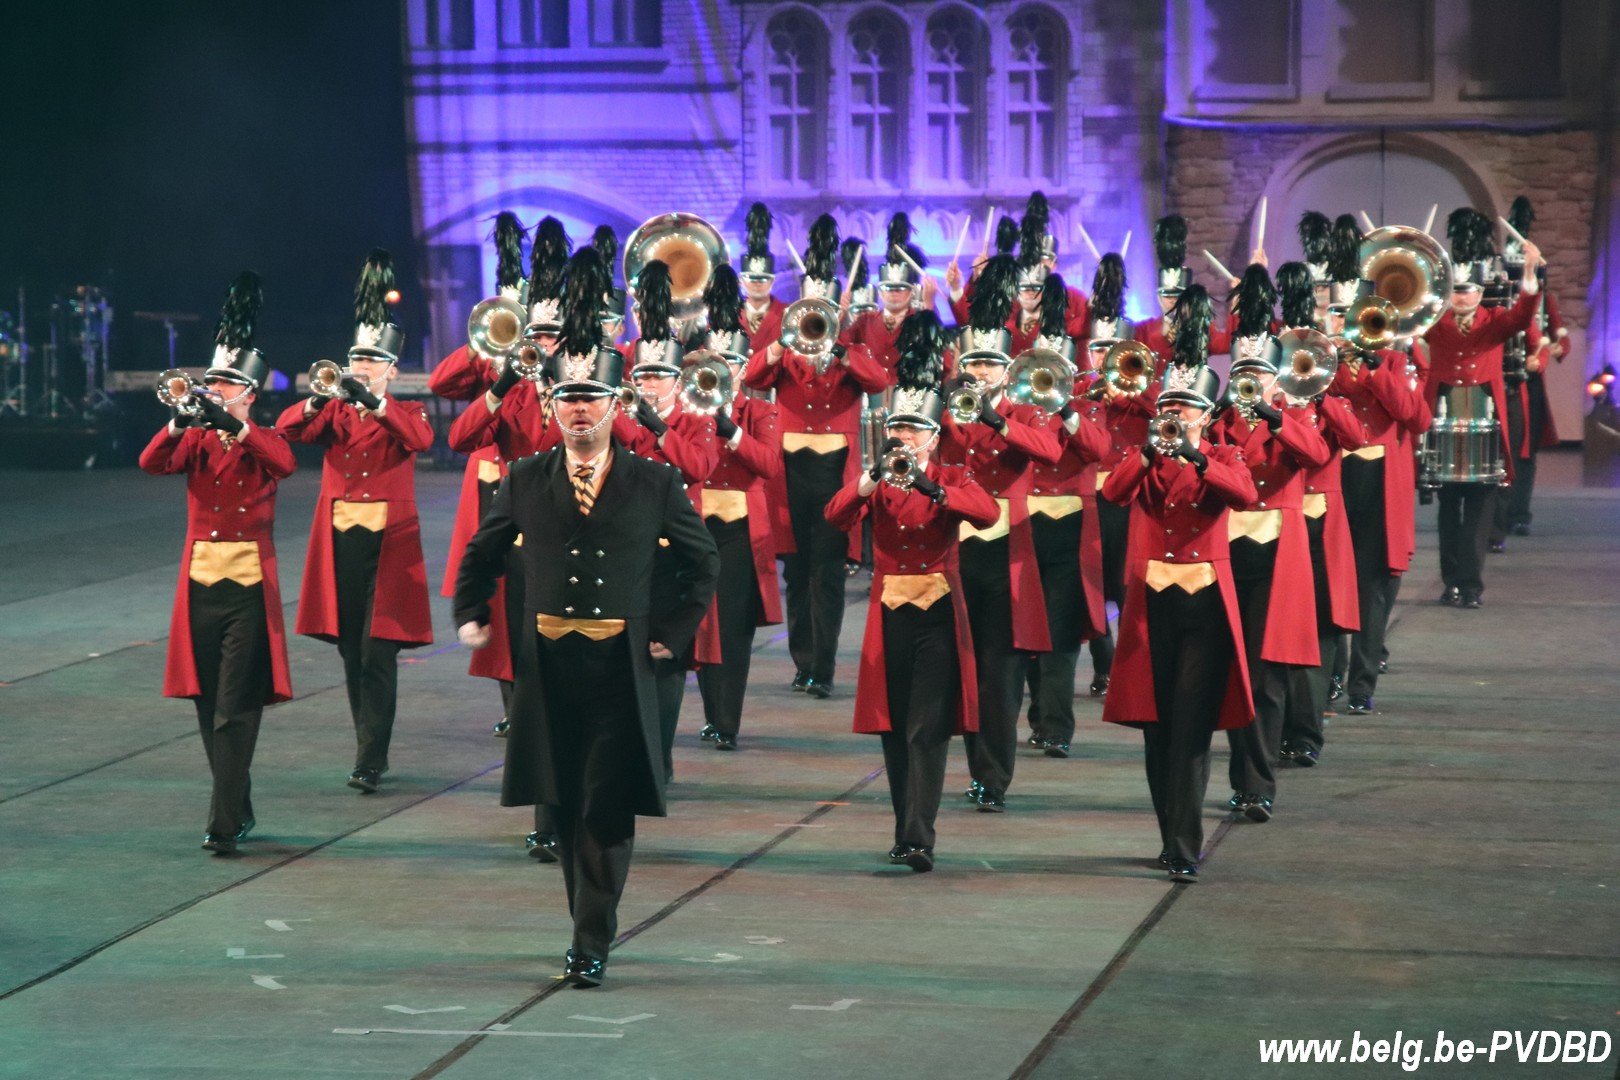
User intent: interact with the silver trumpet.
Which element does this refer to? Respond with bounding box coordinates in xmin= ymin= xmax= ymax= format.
xmin=1228 ymin=371 xmax=1264 ymax=419
xmin=678 ymin=358 xmax=733 ymax=415
xmin=946 ymin=380 xmax=984 ymax=424
xmin=308 ymin=359 xmax=370 ymax=400
xmin=880 ymin=443 xmax=920 ymax=489
xmin=156 ymin=369 xmax=211 ymax=416
xmin=1150 ymin=411 xmax=1188 ymax=456
xmin=780 ymin=297 xmax=840 ymax=373
xmin=467 ymin=296 xmax=528 ymax=361
xmin=1005 ymin=348 xmax=1075 ymax=415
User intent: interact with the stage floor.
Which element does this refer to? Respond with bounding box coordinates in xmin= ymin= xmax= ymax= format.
xmin=1 ymin=454 xmax=1616 ymax=1079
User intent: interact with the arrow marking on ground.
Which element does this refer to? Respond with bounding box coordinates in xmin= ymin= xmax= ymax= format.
xmin=332 ymin=1028 xmax=622 ymax=1039
xmin=791 ymin=998 xmax=860 ymax=1012
xmin=251 ymin=975 xmax=286 ymax=990
xmin=744 ymin=935 xmax=786 ymax=945
xmin=227 ymin=947 xmax=284 ymax=960
xmin=569 ymin=1013 xmax=655 ymax=1026
xmin=681 ymin=952 xmax=741 ymax=963
xmin=384 ymin=1005 xmax=466 ymax=1015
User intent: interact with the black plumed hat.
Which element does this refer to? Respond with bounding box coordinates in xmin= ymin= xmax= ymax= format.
xmin=205 ymin=270 xmax=269 ymax=387
xmin=1298 ymin=211 xmax=1333 ymax=267
xmin=349 ymin=249 xmax=404 ymax=363
xmin=492 ymin=211 xmax=528 ymax=295
xmin=1275 ymin=261 xmax=1317 ymax=329
xmin=1090 ymin=253 xmax=1126 ymax=322
xmin=1231 ymin=263 xmax=1277 ymax=338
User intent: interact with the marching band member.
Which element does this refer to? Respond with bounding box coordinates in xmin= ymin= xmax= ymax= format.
xmin=1101 ymin=363 xmax=1258 ymax=881
xmin=840 ymin=236 xmax=877 ymax=320
xmin=1423 ymin=211 xmax=1543 ymax=610
xmin=278 ymin=250 xmax=434 ymax=795
xmin=739 ymin=202 xmax=788 ymax=353
xmin=1298 ymin=211 xmax=1335 ymax=323
xmin=139 ymin=272 xmax=295 ymax=854
xmin=692 ymin=268 xmax=783 ymax=751
xmin=1083 ymin=252 xmax=1136 ymax=696
xmin=1136 ymin=216 xmax=1231 ymax=365
xmin=453 ymin=304 xmax=719 ymax=989
xmin=826 ymin=322 xmax=1000 ymax=871
xmin=1016 ymin=191 xmax=1090 ymax=340
xmin=842 ymin=213 xmax=927 ymax=377
xmin=939 ymin=255 xmax=1064 ymax=812
xmin=1209 ymin=267 xmax=1330 ymax=823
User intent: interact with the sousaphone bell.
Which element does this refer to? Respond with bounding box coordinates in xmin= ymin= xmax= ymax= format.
xmin=1357 ymin=225 xmax=1452 ymax=340
xmin=623 ymin=213 xmax=729 ymax=324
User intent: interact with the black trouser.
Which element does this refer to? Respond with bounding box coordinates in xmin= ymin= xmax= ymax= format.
xmin=1026 ymin=511 xmax=1084 ymax=745
xmin=1437 ymin=483 xmax=1496 ymax=592
xmin=1282 ymin=514 xmax=1336 ymax=756
xmin=333 ymin=526 xmax=401 ymax=774
xmin=535 ymin=631 xmax=641 ymax=963
xmin=1226 ymin=537 xmax=1286 ymax=801
xmin=649 ymin=541 xmax=697 ymax=782
xmin=1342 ymin=456 xmax=1398 ymax=699
xmin=1495 ymin=376 xmax=1544 ymax=537
xmin=879 ymin=599 xmax=959 ymax=850
xmin=1090 ymin=493 xmax=1129 ymax=679
xmin=696 ymin=516 xmax=762 ymax=738
xmin=189 ymin=579 xmax=270 ymax=840
xmin=959 ymin=535 xmax=1025 ymax=800
xmin=1143 ymin=583 xmax=1233 ymax=864
xmin=781 ymin=448 xmax=849 ymax=683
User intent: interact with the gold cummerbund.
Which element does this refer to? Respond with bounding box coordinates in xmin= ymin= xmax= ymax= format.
xmin=536 ymin=614 xmax=626 ymax=640
xmin=782 ymin=432 xmax=848 ymax=454
xmin=960 ymin=498 xmax=1012 ymax=543
xmin=477 ymin=459 xmax=503 ymax=484
xmin=702 ymin=489 xmax=750 ymax=523
xmin=1302 ymin=493 xmax=1328 ymax=519
xmin=1145 ymin=560 xmax=1217 ymax=594
xmin=332 ymin=500 xmax=388 ymax=532
xmin=189 ymin=541 xmax=263 ymax=587
xmin=1343 ymin=444 xmax=1386 ymax=460
xmin=1095 ymin=470 xmax=1112 ymax=493
xmin=880 ymin=573 xmax=951 ymax=611
xmin=1228 ymin=508 xmax=1284 ymax=545
xmin=1027 ymin=494 xmax=1084 ymax=520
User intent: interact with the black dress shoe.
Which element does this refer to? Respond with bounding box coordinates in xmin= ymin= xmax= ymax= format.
xmin=1025 ymin=733 xmax=1047 ymax=748
xmin=562 ymin=949 xmax=604 ymax=988
xmin=1157 ymin=850 xmax=1171 ymax=868
xmin=887 ymin=844 xmax=908 ymax=863
xmin=975 ymin=791 xmax=1006 ymax=813
xmin=1461 ymin=588 xmax=1482 ymax=609
xmin=346 ymin=769 xmax=380 ymax=794
xmin=1243 ymin=795 xmax=1274 ymax=823
xmin=235 ymin=817 xmax=256 ymax=840
xmin=714 ymin=733 xmax=737 ymax=751
xmin=1089 ymin=674 xmax=1110 ymax=697
xmin=492 ymin=718 xmax=510 ymax=738
xmin=526 ymin=832 xmax=559 ymax=863
xmin=1439 ymin=586 xmax=1461 ymax=607
xmin=1378 ymin=658 xmax=1389 ymax=675
xmin=1280 ymin=745 xmax=1320 ymax=768
xmin=1328 ymin=675 xmax=1344 ymax=702
xmin=964 ymin=780 xmax=985 ymax=802
xmin=902 ymin=846 xmax=935 ymax=873
xmin=1043 ymin=742 xmax=1070 ymax=759
xmin=791 ymin=671 xmax=810 ymax=692
xmin=699 ymin=723 xmax=719 ymax=742
xmin=1489 ymin=538 xmax=1506 ymax=553
xmin=201 ymin=833 xmax=237 ymax=855
xmin=803 ymin=679 xmax=832 ymax=699
xmin=1167 ymin=858 xmax=1199 ymax=882
xmin=1511 ymin=522 xmax=1530 ymax=537
xmin=1347 ymin=695 xmax=1373 ymax=715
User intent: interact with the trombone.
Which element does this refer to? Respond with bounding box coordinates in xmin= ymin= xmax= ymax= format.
xmin=946 ymin=379 xmax=984 ymax=424
xmin=780 ymin=297 xmax=840 ymax=373
xmin=1274 ymin=328 xmax=1339 ymax=402
xmin=678 ymin=358 xmax=733 ymax=416
xmin=1343 ymin=295 xmax=1398 ymax=353
xmin=1227 ymin=371 xmax=1264 ymax=420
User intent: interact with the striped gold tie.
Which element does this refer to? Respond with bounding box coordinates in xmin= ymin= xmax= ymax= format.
xmin=572 ymin=463 xmax=596 ymax=515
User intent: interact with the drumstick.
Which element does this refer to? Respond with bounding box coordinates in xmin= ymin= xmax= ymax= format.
xmin=1119 ymin=230 xmax=1132 ymax=258
xmin=1203 ymin=250 xmax=1236 ymax=283
xmin=979 ymin=206 xmax=996 ymax=256
xmin=1423 ymin=203 xmax=1438 ymax=235
xmin=785 ymin=239 xmax=807 ymax=277
xmin=1255 ymin=195 xmax=1268 ymax=252
xmin=894 ymin=244 xmax=927 ymax=277
xmin=1498 ymin=216 xmax=1529 ymax=247
xmin=849 ymin=243 xmax=866 ymax=282
xmin=1359 ymin=210 xmax=1377 ymax=233
xmin=951 ymin=218 xmax=971 ymax=264
xmin=1076 ymin=221 xmax=1103 ymax=263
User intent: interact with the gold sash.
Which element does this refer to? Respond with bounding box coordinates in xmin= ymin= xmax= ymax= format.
xmin=1027 ymin=494 xmax=1084 ymax=520
xmin=880 ymin=573 xmax=951 ymax=611
xmin=1145 ymin=560 xmax=1217 ymax=594
xmin=1227 ymin=508 xmax=1284 ymax=545
xmin=477 ymin=458 xmax=503 ymax=484
xmin=332 ymin=500 xmax=388 ymax=532
xmin=702 ymin=489 xmax=750 ymax=523
xmin=1343 ymin=445 xmax=1386 ymax=460
xmin=188 ymin=541 xmax=263 ymax=587
xmin=536 ymin=614 xmax=625 ymax=640
xmin=782 ymin=432 xmax=848 ymax=454
xmin=960 ymin=498 xmax=1012 ymax=543
xmin=1302 ymin=493 xmax=1328 ymax=519
xmin=1095 ymin=470 xmax=1111 ymax=493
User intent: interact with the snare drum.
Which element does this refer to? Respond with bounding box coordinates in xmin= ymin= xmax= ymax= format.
xmin=1420 ymin=384 xmax=1505 ymax=484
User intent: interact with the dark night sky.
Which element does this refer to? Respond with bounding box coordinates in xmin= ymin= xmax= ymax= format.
xmin=0 ymin=1 xmax=421 ymax=377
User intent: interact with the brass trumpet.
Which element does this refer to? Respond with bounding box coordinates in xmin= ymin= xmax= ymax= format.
xmin=1274 ymin=328 xmax=1339 ymax=401
xmin=615 ymin=384 xmax=640 ymax=411
xmin=1150 ymin=411 xmax=1188 ymax=456
xmin=1005 ymin=348 xmax=1075 ymax=415
xmin=880 ymin=443 xmax=919 ymax=489
xmin=308 ymin=359 xmax=370 ymax=400
xmin=946 ymin=380 xmax=984 ymax=424
xmin=1344 ymin=295 xmax=1398 ymax=353
xmin=1093 ymin=339 xmax=1157 ymax=398
xmin=156 ymin=369 xmax=210 ymax=416
xmin=502 ymin=340 xmax=548 ymax=383
xmin=678 ymin=358 xmax=733 ymax=416
xmin=780 ymin=297 xmax=841 ymax=373
xmin=467 ymin=296 xmax=527 ymax=361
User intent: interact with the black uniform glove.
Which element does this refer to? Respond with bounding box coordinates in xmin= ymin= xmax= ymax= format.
xmin=636 ymin=397 xmax=668 ymax=436
xmin=713 ymin=409 xmax=738 ymax=441
xmin=341 ymin=376 xmax=382 ymax=411
xmin=306 ymin=394 xmax=329 ymax=413
xmin=830 ymin=343 xmax=848 ymax=362
xmin=490 ymin=361 xmax=523 ymax=400
xmin=910 ymin=473 xmax=943 ymax=502
xmin=1174 ymin=440 xmax=1208 ymax=471
xmin=1252 ymin=397 xmax=1283 ymax=430
xmin=869 ymin=436 xmax=901 ymax=483
xmin=1360 ymin=349 xmax=1382 ymax=370
xmin=195 ymin=394 xmax=246 ymax=436
xmin=1057 ymin=398 xmax=1076 ymax=421
xmin=169 ymin=406 xmax=197 ymax=429
xmin=979 ymin=394 xmax=1006 ymax=431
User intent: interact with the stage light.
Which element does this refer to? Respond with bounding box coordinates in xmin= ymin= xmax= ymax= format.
xmin=385 ymin=289 xmax=401 ymax=305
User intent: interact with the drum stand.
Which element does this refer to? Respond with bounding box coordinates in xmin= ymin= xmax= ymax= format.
xmin=0 ymin=287 xmax=30 ymax=418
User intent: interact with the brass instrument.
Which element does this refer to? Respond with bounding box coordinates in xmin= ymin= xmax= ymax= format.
xmin=615 ymin=384 xmax=640 ymax=411
xmin=946 ymin=380 xmax=984 ymax=424
xmin=1344 ymin=295 xmax=1398 ymax=353
xmin=1227 ymin=371 xmax=1264 ymax=419
xmin=467 ymin=296 xmax=527 ymax=361
xmin=1357 ymin=226 xmax=1452 ymax=341
xmin=860 ymin=390 xmax=890 ymax=471
xmin=622 ymin=213 xmax=729 ymax=323
xmin=308 ymin=359 xmax=370 ymax=400
xmin=1150 ymin=411 xmax=1188 ymax=456
xmin=678 ymin=358 xmax=733 ymax=415
xmin=880 ymin=443 xmax=919 ymax=489
xmin=1005 ymin=348 xmax=1075 ymax=415
xmin=1094 ymin=339 xmax=1156 ymax=398
xmin=1274 ymin=328 xmax=1339 ymax=401
xmin=504 ymin=340 xmax=548 ymax=383
xmin=156 ymin=369 xmax=210 ymax=416
xmin=780 ymin=297 xmax=840 ymax=373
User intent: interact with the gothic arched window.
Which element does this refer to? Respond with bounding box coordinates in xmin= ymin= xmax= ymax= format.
xmin=846 ymin=9 xmax=908 ymax=187
xmin=764 ymin=10 xmax=828 ymax=188
xmin=1005 ymin=6 xmax=1066 ymax=183
xmin=923 ymin=7 xmax=987 ymax=186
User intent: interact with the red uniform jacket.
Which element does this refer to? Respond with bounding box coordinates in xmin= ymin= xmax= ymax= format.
xmin=139 ymin=423 xmax=297 ymax=705
xmin=1422 ymin=289 xmax=1539 ymax=480
xmin=1101 ymin=445 xmax=1258 ymax=730
xmin=937 ymin=396 xmax=1066 ymax=652
xmin=1099 ymin=384 xmax=1160 ymax=474
xmin=1208 ymin=406 xmax=1331 ymax=666
xmin=741 ymin=297 xmax=788 ymax=355
xmin=843 ymin=308 xmax=909 ymax=379
xmin=1029 ymin=405 xmax=1112 ymax=640
xmin=430 ymin=345 xmax=501 ymax=598
xmin=825 ymin=460 xmax=1000 ymax=735
xmin=703 ymin=394 xmax=785 ymax=627
xmin=743 ymin=341 xmax=890 ymax=560
xmin=1302 ymin=395 xmax=1366 ymax=633
xmin=1518 ymin=290 xmax=1563 ymax=449
xmin=277 ymin=397 xmax=435 ymax=646
xmin=1331 ymin=350 xmax=1432 ymax=574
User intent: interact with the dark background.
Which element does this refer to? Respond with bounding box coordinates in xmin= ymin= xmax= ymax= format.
xmin=0 ymin=0 xmax=422 ymax=381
